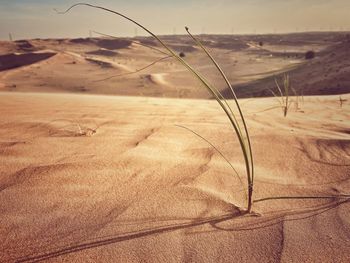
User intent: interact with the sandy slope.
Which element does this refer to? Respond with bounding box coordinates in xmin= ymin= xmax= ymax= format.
xmin=235 ymin=39 xmax=350 ymax=97
xmin=2 ymin=32 xmax=349 ymax=98
xmin=0 ymin=92 xmax=349 ymax=262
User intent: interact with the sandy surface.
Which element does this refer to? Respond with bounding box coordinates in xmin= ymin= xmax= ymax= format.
xmin=1 ymin=32 xmax=349 ymax=98
xmin=0 ymin=92 xmax=349 ymax=262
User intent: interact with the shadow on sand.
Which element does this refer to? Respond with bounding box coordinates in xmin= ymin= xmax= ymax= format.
xmin=14 ymin=199 xmax=349 ymax=263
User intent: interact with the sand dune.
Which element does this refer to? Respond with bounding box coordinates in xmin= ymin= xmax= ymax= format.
xmin=143 ymin=73 xmax=169 ymax=86
xmin=1 ymin=32 xmax=349 ymax=98
xmin=0 ymin=32 xmax=349 ymax=262
xmin=0 ymin=92 xmax=349 ymax=262
xmin=0 ymin=41 xmax=19 ymax=55
xmin=0 ymin=52 xmax=56 ymax=71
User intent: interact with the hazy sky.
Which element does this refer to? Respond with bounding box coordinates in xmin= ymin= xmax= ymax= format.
xmin=1 ymin=0 xmax=350 ymax=40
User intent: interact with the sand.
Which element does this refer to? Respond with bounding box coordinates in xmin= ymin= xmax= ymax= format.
xmin=0 ymin=32 xmax=350 ymax=262
xmin=0 ymin=91 xmax=349 ymax=262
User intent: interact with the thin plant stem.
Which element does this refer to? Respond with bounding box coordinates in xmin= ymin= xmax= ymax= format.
xmin=185 ymin=27 xmax=254 ymax=211
xmin=254 ymin=194 xmax=350 ymax=203
xmin=284 ymin=74 xmax=289 ymax=117
xmin=57 ymin=3 xmax=254 ymax=212
xmin=272 ymin=74 xmax=291 ymax=117
xmin=94 ymin=55 xmax=172 ymax=82
xmin=91 ymin=30 xmax=170 ymax=56
xmin=175 ymin=124 xmax=246 ymax=199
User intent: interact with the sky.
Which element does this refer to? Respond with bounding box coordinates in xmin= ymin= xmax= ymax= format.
xmin=1 ymin=0 xmax=350 ymax=40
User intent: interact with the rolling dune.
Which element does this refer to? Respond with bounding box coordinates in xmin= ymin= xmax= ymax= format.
xmin=1 ymin=32 xmax=349 ymax=98
xmin=0 ymin=92 xmax=349 ymax=262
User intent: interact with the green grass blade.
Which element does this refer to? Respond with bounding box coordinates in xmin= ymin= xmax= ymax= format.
xmin=185 ymin=27 xmax=254 ymax=210
xmin=92 ymin=30 xmax=170 ymax=56
xmin=268 ymin=88 xmax=284 ymax=107
xmin=94 ymin=55 xmax=172 ymax=82
xmin=254 ymin=194 xmax=350 ymax=203
xmin=274 ymin=78 xmax=285 ymax=104
xmin=57 ymin=3 xmax=254 ymax=212
xmin=175 ymin=125 xmax=246 ymax=198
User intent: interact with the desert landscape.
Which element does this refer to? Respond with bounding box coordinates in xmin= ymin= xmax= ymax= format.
xmin=1 ymin=2 xmax=350 ymax=263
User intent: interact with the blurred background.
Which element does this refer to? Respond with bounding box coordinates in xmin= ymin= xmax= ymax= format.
xmin=1 ymin=0 xmax=350 ymax=40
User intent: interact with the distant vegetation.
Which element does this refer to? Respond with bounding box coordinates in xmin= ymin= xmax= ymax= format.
xmin=305 ymin=50 xmax=315 ymax=60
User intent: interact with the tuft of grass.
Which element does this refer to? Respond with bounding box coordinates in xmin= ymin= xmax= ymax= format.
xmin=269 ymin=74 xmax=293 ymax=117
xmin=57 ymin=3 xmax=254 ymax=212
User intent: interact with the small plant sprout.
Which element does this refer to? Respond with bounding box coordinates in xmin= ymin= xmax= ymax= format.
xmin=269 ymin=74 xmax=293 ymax=117
xmin=57 ymin=3 xmax=254 ymax=213
xmin=291 ymin=87 xmax=300 ymax=111
xmin=49 ymin=119 xmax=97 ymax=137
xmin=301 ymin=87 xmax=305 ymax=104
xmin=339 ymin=96 xmax=347 ymax=108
